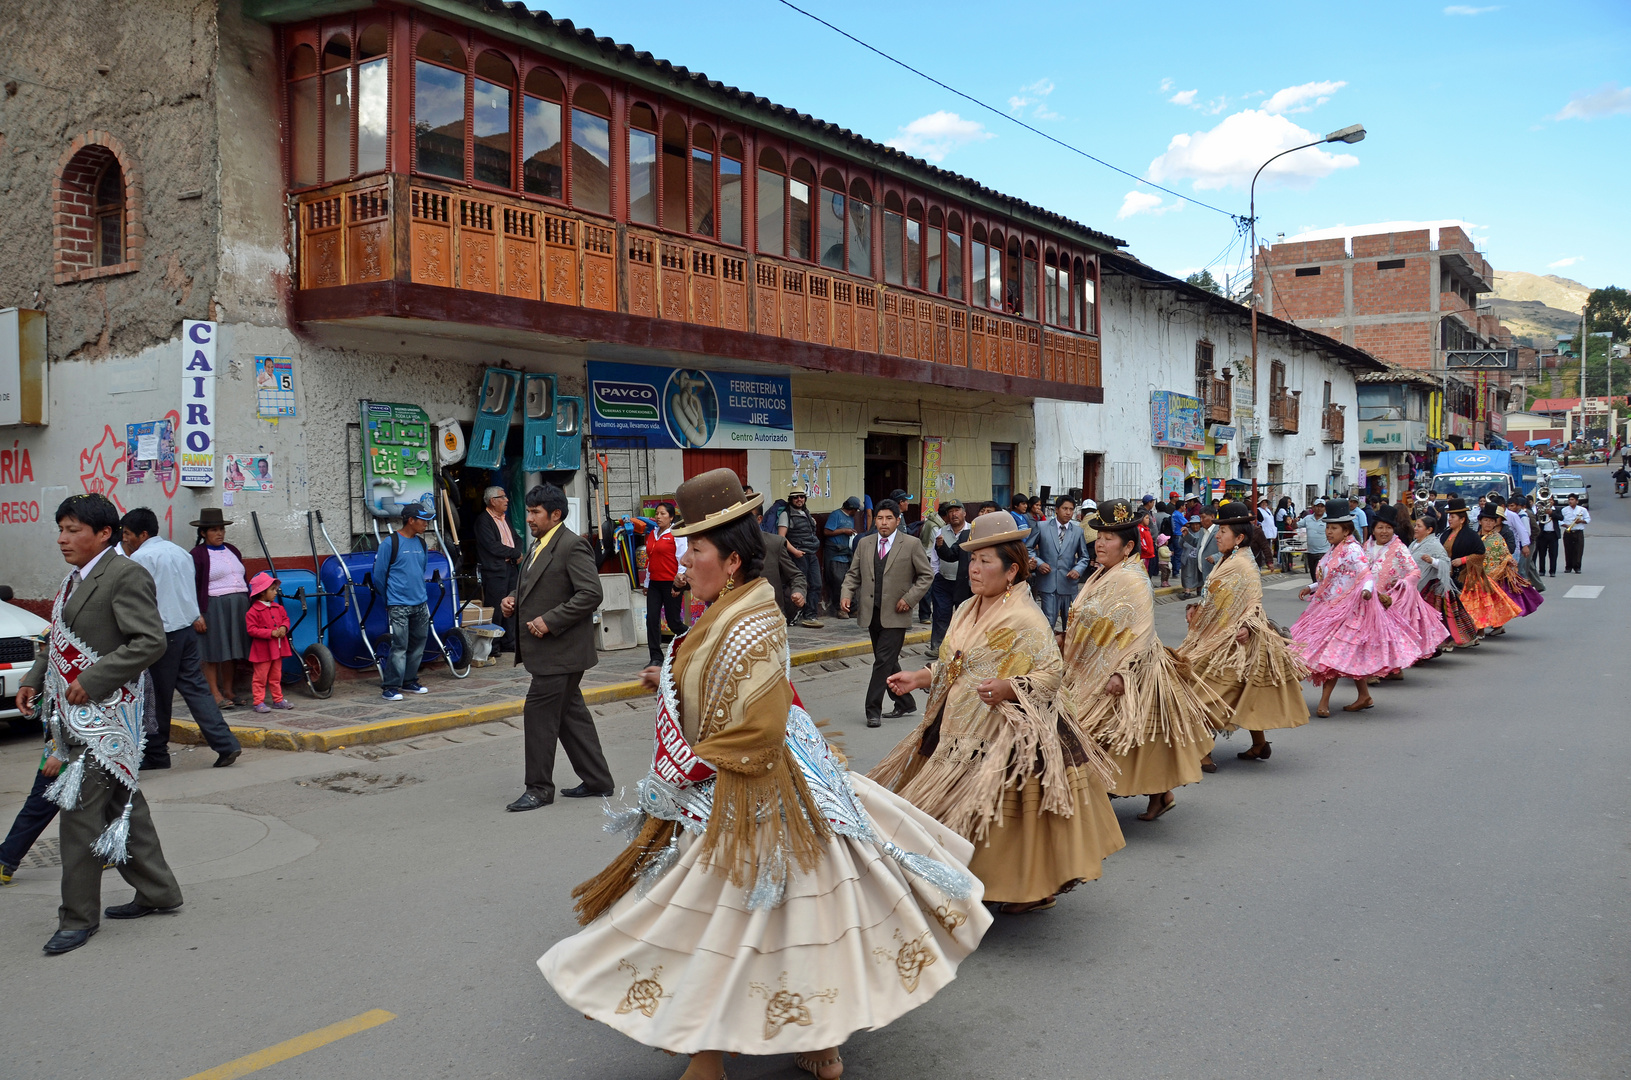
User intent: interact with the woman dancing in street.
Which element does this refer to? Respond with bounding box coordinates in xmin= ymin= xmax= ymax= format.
xmin=1289 ymin=499 xmax=1416 ymax=717
xmin=1410 ymin=512 xmax=1476 ymax=651
xmin=1445 ymin=500 xmax=1521 ymax=636
xmin=1176 ymin=501 xmax=1309 ymax=763
xmin=1365 ymin=505 xmax=1448 ymax=676
xmin=541 ymin=470 xmax=989 ymax=1080
xmin=1060 ymin=499 xmax=1214 ymax=823
xmin=872 ymin=511 xmax=1123 ymax=915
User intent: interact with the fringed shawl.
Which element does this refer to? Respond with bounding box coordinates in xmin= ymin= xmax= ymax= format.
xmin=869 ymin=582 xmax=1110 ymax=844
xmin=1410 ymin=535 xmax=1456 ymax=594
xmin=1176 ymin=549 xmax=1309 ymax=688
xmin=1061 ymin=558 xmax=1214 ymax=755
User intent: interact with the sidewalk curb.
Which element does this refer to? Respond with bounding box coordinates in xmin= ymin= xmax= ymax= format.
xmin=170 ymin=629 xmax=933 ymax=753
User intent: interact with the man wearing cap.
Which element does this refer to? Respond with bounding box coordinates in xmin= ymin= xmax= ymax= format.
xmin=373 ymin=505 xmax=434 ymax=702
xmin=1027 ymin=495 xmax=1090 ymax=632
xmin=929 ymin=499 xmax=970 ymax=652
xmin=1302 ymin=500 xmax=1331 ymax=581
xmin=821 ymin=496 xmax=861 ymax=617
xmin=776 ymin=489 xmax=824 ymax=628
xmin=473 ymin=485 xmax=521 ymax=654
xmin=841 ymin=499 xmax=933 ymax=726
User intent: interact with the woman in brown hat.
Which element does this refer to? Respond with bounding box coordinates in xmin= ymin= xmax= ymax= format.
xmin=189 ymin=507 xmax=250 ymax=708
xmin=1176 ymin=501 xmax=1309 ymax=763
xmin=540 ymin=469 xmax=989 ymax=1080
xmin=870 ymin=510 xmax=1122 ymax=915
xmin=1060 ymin=499 xmax=1215 ymax=822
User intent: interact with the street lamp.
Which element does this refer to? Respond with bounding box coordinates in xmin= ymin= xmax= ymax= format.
xmin=1248 ymin=123 xmax=1366 ymax=505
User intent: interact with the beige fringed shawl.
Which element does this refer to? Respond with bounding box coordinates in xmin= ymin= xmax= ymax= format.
xmin=1176 ymin=550 xmax=1309 ymax=687
xmin=1061 ymin=558 xmax=1214 ymax=755
xmin=869 ymin=582 xmax=1110 ymax=844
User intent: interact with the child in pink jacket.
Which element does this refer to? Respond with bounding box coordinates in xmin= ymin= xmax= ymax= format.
xmin=245 ymin=572 xmax=295 ymax=713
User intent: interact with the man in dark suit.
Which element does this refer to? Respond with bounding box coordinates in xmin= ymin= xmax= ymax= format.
xmin=755 ymin=507 xmax=809 ymax=617
xmin=18 ymin=493 xmax=180 ymax=955
xmin=841 ymin=499 xmax=933 ymax=727
xmin=499 ymin=483 xmax=612 ymax=811
xmin=473 ymin=485 xmax=521 ymax=653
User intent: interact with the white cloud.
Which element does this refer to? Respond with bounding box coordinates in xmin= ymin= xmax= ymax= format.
xmin=1159 ymin=77 xmax=1175 ymax=92
xmin=1008 ymin=78 xmax=1059 ymax=120
xmin=1117 ymin=190 xmax=1185 ymax=219
xmin=886 ymin=111 xmax=993 ymax=162
xmin=1554 ymin=82 xmax=1631 ymax=121
xmin=1549 ymin=256 xmax=1584 ymax=269
xmin=1169 ymin=89 xmax=1198 ymax=106
xmin=1146 ymin=109 xmax=1359 ymax=191
xmin=1444 ymin=5 xmax=1500 ymax=13
xmin=1261 ymin=80 xmax=1347 ymax=115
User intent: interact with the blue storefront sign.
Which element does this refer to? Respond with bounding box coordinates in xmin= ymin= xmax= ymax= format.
xmin=587 ymin=361 xmax=793 ymax=449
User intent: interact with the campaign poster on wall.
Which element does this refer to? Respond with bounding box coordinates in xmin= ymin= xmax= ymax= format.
xmin=1150 ymin=391 xmax=1204 ymax=453
xmin=126 ymin=420 xmax=177 ymax=486
xmin=360 ymin=401 xmax=435 ymax=520
xmin=224 ymin=454 xmax=274 ymax=493
xmin=790 ymin=450 xmax=829 ymax=499
xmin=588 ymin=361 xmax=793 ymax=449
xmin=255 ymin=357 xmax=296 ymax=418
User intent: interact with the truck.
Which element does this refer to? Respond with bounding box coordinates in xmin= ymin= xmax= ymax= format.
xmin=1428 ymin=450 xmax=1538 ymax=505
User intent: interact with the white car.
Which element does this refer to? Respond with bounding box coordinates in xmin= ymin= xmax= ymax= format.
xmin=0 ymin=589 xmax=48 ymax=724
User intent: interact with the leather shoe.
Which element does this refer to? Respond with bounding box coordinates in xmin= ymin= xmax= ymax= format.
xmin=866 ymin=716 xmax=882 ymax=728
xmin=106 ymin=900 xmax=182 ymax=920
xmin=506 ymin=792 xmax=552 ymax=812
xmin=561 ymin=784 xmax=614 ymax=799
xmin=43 ymin=927 xmax=97 ymax=955
xmin=213 ymin=750 xmax=241 ymax=769
xmin=141 ymin=757 xmax=171 ymax=771
xmin=883 ymin=705 xmax=916 ymax=719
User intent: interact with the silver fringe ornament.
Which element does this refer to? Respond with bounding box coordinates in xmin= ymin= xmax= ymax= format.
xmin=44 ymin=755 xmax=85 ymax=811
xmin=91 ymin=794 xmax=135 ymax=864
xmin=883 ymin=842 xmax=974 ymax=900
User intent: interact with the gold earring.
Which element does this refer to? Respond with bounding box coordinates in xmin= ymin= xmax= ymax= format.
xmin=724 ymin=576 xmax=735 ymax=591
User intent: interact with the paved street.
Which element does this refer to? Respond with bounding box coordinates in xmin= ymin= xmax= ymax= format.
xmin=2 ymin=468 xmax=1627 ymax=1080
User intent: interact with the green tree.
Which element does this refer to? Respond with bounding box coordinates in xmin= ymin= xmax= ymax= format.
xmin=1185 ymin=269 xmax=1222 ymax=295
xmin=1585 ymin=286 xmax=1631 ymax=342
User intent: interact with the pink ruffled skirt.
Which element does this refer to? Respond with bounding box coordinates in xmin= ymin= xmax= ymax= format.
xmin=1385 ymin=582 xmax=1450 ymax=661
xmin=1290 ymin=588 xmax=1421 ymax=683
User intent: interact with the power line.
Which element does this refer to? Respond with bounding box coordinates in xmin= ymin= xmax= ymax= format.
xmin=773 ymin=0 xmax=1241 ymax=223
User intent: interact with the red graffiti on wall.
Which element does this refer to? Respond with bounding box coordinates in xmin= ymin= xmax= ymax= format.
xmin=79 ymin=425 xmax=127 ymax=512
xmin=1 ymin=442 xmax=35 ymax=484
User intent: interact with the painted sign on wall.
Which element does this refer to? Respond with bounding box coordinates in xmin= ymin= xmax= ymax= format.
xmin=361 ymin=400 xmax=434 ymax=520
xmin=920 ymin=437 xmax=943 ymax=509
xmin=1150 ymin=391 xmax=1204 ymax=453
xmin=588 ymin=361 xmax=793 ymax=449
xmin=180 ymin=320 xmax=216 ymax=486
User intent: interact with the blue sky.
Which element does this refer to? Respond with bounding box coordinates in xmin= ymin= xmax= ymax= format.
xmin=527 ymin=0 xmax=1630 ymax=292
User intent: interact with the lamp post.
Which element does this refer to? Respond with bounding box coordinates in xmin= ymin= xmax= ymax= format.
xmin=1248 ymin=123 xmax=1366 ymax=508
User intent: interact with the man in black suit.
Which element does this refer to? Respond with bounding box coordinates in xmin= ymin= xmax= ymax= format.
xmin=473 ymin=486 xmax=521 ymax=653
xmin=500 ymin=483 xmax=612 ymax=811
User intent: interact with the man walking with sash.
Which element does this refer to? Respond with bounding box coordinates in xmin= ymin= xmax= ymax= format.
xmin=16 ymin=494 xmax=181 ymax=955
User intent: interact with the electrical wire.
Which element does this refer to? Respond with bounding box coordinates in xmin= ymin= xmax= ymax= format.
xmin=774 ymin=0 xmax=1242 ymax=223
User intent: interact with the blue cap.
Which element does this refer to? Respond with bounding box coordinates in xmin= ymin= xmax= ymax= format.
xmin=409 ymin=504 xmax=436 ymax=521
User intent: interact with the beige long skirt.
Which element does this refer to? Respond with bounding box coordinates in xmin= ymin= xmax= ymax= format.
xmin=539 ymin=774 xmax=993 ymax=1056
xmin=970 ymin=765 xmax=1126 ymax=904
xmin=1106 ymin=733 xmax=1213 ymax=796
xmin=1201 ymin=674 xmax=1311 ymax=733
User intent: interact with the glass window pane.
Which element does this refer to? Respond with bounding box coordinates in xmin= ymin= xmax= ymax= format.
xmin=662 ymin=117 xmax=687 ymax=232
xmin=720 ymin=157 xmax=742 ymax=245
xmin=847 ymin=199 xmax=870 ymax=277
xmin=905 ymin=219 xmax=921 ymax=289
xmin=290 ymin=77 xmax=319 ymax=187
xmin=1081 ymin=278 xmax=1096 ymax=332
xmin=473 ymin=79 xmax=512 ymax=187
xmin=692 ymin=149 xmax=714 ymax=235
xmin=946 ymin=232 xmax=963 ymax=300
xmin=356 ymin=57 xmax=388 ymax=174
xmin=522 ymin=96 xmax=563 ymax=198
xmin=883 ymin=210 xmax=903 ymax=285
xmin=756 ymin=168 xmax=784 ymax=256
xmin=1044 ymin=265 xmax=1058 ymax=325
xmin=571 ymin=109 xmax=610 ymax=214
xmin=788 ymin=178 xmax=811 ymax=261
xmin=98 ymin=211 xmax=122 ymax=267
xmin=323 ymin=68 xmax=351 ymax=181
xmin=926 ymin=227 xmax=942 ymax=293
xmin=415 ymin=61 xmax=466 ymax=180
xmin=971 ymin=240 xmax=987 ymax=307
xmin=628 ymin=127 xmax=657 ymax=224
xmin=819 ymin=189 xmax=844 ymax=269
xmin=1023 ymin=257 xmax=1038 ymax=320
xmin=988 ymin=246 xmax=1003 ymax=310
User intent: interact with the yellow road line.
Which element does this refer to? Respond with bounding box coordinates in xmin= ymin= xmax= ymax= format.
xmin=181 ymin=1009 xmax=396 ymax=1080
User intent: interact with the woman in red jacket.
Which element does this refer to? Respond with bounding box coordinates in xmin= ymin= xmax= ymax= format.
xmin=641 ymin=502 xmax=688 ymax=666
xmin=245 ymin=572 xmax=295 ymax=713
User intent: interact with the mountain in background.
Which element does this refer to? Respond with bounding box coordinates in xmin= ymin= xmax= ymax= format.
xmin=1489 ymin=271 xmax=1588 ymax=350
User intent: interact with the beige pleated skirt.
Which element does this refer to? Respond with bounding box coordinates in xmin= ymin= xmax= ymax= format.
xmin=1106 ymin=733 xmax=1213 ymax=797
xmin=1198 ymin=674 xmax=1311 ymax=733
xmin=539 ymin=773 xmax=993 ymax=1056
xmin=969 ymin=765 xmax=1126 ymax=905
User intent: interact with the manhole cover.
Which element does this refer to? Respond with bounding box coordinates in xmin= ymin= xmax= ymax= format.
xmin=21 ymin=836 xmax=60 ymax=869
xmin=296 ymin=771 xmax=418 ymax=795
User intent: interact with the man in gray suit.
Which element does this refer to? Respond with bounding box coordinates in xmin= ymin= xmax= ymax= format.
xmin=500 ymin=483 xmax=612 ymax=811
xmin=18 ymin=493 xmax=181 ymax=955
xmin=1179 ymin=504 xmax=1221 ymax=598
xmin=1027 ymin=495 xmax=1091 ymax=631
xmin=840 ymin=499 xmax=933 ymax=727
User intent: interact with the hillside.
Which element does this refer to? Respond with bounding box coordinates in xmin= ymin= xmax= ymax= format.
xmin=1490 ymin=270 xmax=1588 ymax=349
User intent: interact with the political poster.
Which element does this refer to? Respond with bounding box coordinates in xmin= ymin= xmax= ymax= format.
xmin=255 ymin=357 xmax=296 ymax=418
xmin=588 ymin=361 xmax=793 ymax=449
xmin=126 ymin=420 xmax=177 ymax=486
xmin=224 ymin=454 xmax=274 ymax=493
xmin=1150 ymin=391 xmax=1204 ymax=453
xmin=790 ymin=450 xmax=828 ymax=499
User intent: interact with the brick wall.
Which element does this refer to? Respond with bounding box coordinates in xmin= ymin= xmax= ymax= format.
xmin=1352 ymin=254 xmax=1428 ymax=317
xmin=1354 ymin=322 xmax=1434 ymax=369
xmin=53 ymin=132 xmax=145 ymax=284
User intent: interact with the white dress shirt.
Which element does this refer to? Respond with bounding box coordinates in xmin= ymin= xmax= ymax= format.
xmin=1505 ymin=508 xmax=1529 ymax=548
xmin=129 ymin=535 xmax=202 ymax=632
xmin=1561 ymin=505 xmax=1591 ymax=533
xmin=876 ymin=533 xmax=893 ymax=561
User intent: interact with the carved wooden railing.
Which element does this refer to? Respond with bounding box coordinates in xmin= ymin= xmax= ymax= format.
xmin=1322 ymin=403 xmax=1345 ymax=443
xmin=1269 ymin=389 xmax=1301 ymax=434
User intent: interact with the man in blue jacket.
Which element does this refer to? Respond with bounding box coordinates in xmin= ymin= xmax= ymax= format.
xmin=374 ymin=506 xmax=433 ymax=701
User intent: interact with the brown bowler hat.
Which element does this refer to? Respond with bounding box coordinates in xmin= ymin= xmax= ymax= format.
xmin=961 ymin=508 xmax=1031 ymax=551
xmin=672 ymin=468 xmax=763 ymax=537
xmin=189 ymin=507 xmax=234 ymax=528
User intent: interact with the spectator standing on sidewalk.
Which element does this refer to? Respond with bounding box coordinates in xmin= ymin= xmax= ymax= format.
xmin=188 ymin=508 xmax=249 ymax=710
xmin=119 ymin=508 xmax=241 ymax=769
xmin=841 ymin=499 xmax=933 ymax=728
xmin=821 ymin=496 xmax=861 ymax=616
xmin=244 ymin=573 xmax=294 ymax=714
xmin=929 ymin=500 xmax=970 ymax=653
xmin=776 ymin=489 xmax=825 ymax=628
xmin=1303 ymin=500 xmax=1331 ymax=580
xmin=473 ymin=486 xmax=521 ymax=655
xmin=374 ymin=506 xmax=434 ymax=702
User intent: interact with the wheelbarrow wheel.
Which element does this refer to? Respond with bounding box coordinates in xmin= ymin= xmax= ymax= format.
xmin=444 ymin=627 xmax=473 ymax=679
xmin=303 ymin=642 xmax=336 ymax=699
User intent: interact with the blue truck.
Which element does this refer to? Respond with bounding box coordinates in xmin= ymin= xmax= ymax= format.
xmin=1429 ymin=450 xmax=1537 ymax=505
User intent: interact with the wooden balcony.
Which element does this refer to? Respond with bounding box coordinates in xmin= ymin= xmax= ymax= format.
xmin=1269 ymin=389 xmax=1301 ymax=434
xmin=289 ymin=175 xmax=1102 ymax=400
xmin=1322 ymin=404 xmax=1345 ymax=443
xmin=1203 ymin=375 xmax=1233 ymax=424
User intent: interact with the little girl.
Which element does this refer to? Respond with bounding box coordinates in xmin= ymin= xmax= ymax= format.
xmin=245 ymin=572 xmax=295 ymax=714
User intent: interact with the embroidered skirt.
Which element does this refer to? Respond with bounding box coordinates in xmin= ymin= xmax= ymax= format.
xmin=1383 ymin=583 xmax=1451 ymax=663
xmin=539 ymin=773 xmax=992 ymax=1056
xmin=1289 ymin=588 xmax=1419 ymax=683
xmin=1422 ymin=584 xmax=1478 ymax=647
xmin=1459 ymin=575 xmax=1522 ymax=630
